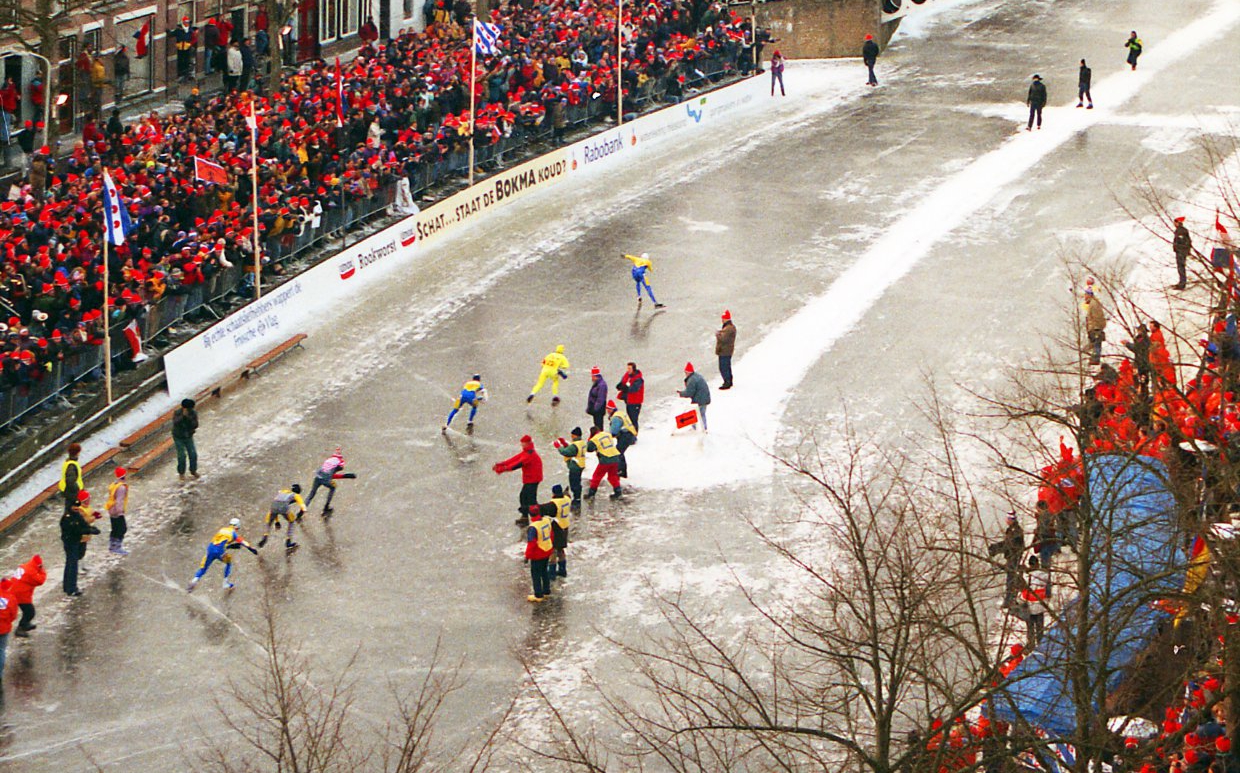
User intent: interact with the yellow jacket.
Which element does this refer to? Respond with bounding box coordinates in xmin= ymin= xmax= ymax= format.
xmin=541 ymin=351 xmax=569 ymax=372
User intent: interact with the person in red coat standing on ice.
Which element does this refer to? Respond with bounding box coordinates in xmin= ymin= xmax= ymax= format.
xmin=10 ymin=555 xmax=46 ymax=637
xmin=494 ymin=435 xmax=543 ymax=525
xmin=616 ymin=361 xmax=644 ymax=430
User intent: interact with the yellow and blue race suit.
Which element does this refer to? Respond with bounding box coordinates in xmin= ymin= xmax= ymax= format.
xmin=194 ymin=525 xmax=250 ymax=581
xmin=446 ymin=379 xmax=486 ymax=426
xmin=623 ymin=254 xmax=658 ymax=304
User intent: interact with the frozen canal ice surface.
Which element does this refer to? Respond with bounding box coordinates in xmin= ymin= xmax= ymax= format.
xmin=2 ymin=0 xmax=1239 ymax=768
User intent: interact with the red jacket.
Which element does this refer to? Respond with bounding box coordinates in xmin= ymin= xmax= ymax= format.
xmin=0 ymin=580 xmax=17 ymax=635
xmin=11 ymin=555 xmax=46 ymax=605
xmin=495 ymin=445 xmax=543 ymax=484
xmin=618 ymin=369 xmax=645 ymax=405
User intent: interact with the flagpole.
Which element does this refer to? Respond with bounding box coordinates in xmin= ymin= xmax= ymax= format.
xmin=102 ymin=168 xmax=113 ymax=406
xmin=617 ymin=0 xmax=623 ymax=126
xmin=250 ymin=96 xmax=262 ymax=300
xmin=468 ymin=20 xmax=478 ymax=187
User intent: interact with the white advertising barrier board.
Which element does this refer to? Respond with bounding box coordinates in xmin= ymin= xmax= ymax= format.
xmin=164 ymin=76 xmax=766 ymax=398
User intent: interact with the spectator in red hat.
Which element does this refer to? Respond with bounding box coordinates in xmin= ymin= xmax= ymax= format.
xmin=770 ymin=50 xmax=785 ymax=96
xmin=494 ymin=435 xmax=543 ymax=525
xmin=106 ymin=466 xmax=131 ymax=555
xmin=587 ymin=365 xmax=608 ymax=432
xmin=679 ymin=361 xmax=711 ymax=431
xmin=862 ymin=34 xmax=879 ymax=86
xmin=716 ymin=310 xmax=736 ymax=389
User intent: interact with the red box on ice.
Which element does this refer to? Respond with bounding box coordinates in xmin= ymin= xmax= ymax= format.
xmin=675 ymin=410 xmax=699 ymax=429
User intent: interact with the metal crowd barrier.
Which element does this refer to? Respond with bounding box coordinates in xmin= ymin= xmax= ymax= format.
xmin=0 ymin=57 xmax=743 ymax=434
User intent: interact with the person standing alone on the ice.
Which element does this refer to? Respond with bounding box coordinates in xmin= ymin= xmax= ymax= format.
xmin=1125 ymin=31 xmax=1143 ymax=70
xmin=495 ymin=435 xmax=543 ymax=525
xmin=770 ymin=50 xmax=786 ymax=96
xmin=679 ymin=362 xmax=712 ymax=431
xmin=622 ymin=253 xmax=665 ymax=309
xmin=1173 ymin=216 xmax=1193 ymax=290
xmin=1077 ymin=59 xmax=1092 ymax=108
xmin=1084 ymin=285 xmax=1106 ymax=366
xmin=172 ymin=398 xmax=199 ymax=479
xmin=528 ymin=345 xmax=570 ymax=405
xmin=1026 ymin=74 xmax=1047 ymax=131
xmin=862 ymin=34 xmax=879 ymax=86
xmin=716 ymin=310 xmax=736 ymax=389
xmin=586 ymin=367 xmax=608 ymax=432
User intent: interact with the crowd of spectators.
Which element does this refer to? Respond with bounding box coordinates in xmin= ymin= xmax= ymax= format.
xmin=0 ymin=0 xmax=760 ymax=407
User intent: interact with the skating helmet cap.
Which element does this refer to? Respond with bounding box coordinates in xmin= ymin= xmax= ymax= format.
xmin=684 ymin=361 xmax=694 ymax=372
xmin=640 ymin=252 xmax=648 ymax=259
xmin=590 ymin=366 xmax=600 ymax=376
xmin=291 ymin=483 xmax=302 ymax=493
xmin=229 ymin=517 xmax=241 ymax=527
xmin=114 ymin=466 xmax=127 ymax=478
xmin=607 ymin=400 xmax=616 ymax=410
xmin=473 ymin=373 xmax=481 ymax=380
xmin=555 ymin=344 xmax=564 ymax=353
xmin=76 ymin=490 xmax=90 ymax=502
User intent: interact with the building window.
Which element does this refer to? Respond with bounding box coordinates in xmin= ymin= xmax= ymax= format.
xmin=320 ymin=0 xmax=364 ymax=42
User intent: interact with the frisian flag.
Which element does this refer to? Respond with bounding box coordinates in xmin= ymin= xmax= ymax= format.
xmin=100 ymin=169 xmax=131 ymax=247
xmin=474 ymin=20 xmax=501 ymax=56
xmin=335 ymin=56 xmax=346 ymax=127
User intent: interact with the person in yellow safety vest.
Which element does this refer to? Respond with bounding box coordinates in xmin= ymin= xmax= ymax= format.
xmin=527 ymin=345 xmax=570 ymax=406
xmin=105 ymin=466 xmax=131 ymax=555
xmin=258 ymin=484 xmax=307 ymax=551
xmin=606 ymin=400 xmax=638 ymax=479
xmin=58 ymin=442 xmax=84 ymax=514
xmin=545 ymin=485 xmax=572 ymax=579
xmin=555 ymin=427 xmax=587 ymax=510
xmin=523 ymin=505 xmax=555 ymax=602
xmin=584 ymin=428 xmax=623 ymax=500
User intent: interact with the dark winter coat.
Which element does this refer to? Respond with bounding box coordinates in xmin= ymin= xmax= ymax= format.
xmin=59 ymin=509 xmax=97 ymax=543
xmin=679 ymin=372 xmax=711 ymax=406
xmin=171 ymin=406 xmax=198 ymax=439
xmin=1027 ymin=80 xmax=1047 ymax=108
xmin=587 ymin=376 xmax=608 ymax=414
xmin=716 ymin=321 xmax=736 ymax=356
xmin=1078 ymin=64 xmax=1090 ymax=90
xmin=862 ymin=39 xmax=879 ymax=66
xmin=1174 ymin=223 xmax=1193 ymax=258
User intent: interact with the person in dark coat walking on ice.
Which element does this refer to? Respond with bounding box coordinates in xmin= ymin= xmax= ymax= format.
xmin=1026 ymin=74 xmax=1047 ymax=131
xmin=678 ymin=362 xmax=712 ymax=432
xmin=862 ymin=34 xmax=879 ymax=86
xmin=1077 ymin=59 xmax=1092 ymax=108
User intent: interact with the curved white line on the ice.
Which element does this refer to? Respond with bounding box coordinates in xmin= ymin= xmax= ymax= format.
xmin=630 ymin=0 xmax=1240 ymax=490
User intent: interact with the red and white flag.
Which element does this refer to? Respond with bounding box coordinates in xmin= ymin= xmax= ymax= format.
xmin=133 ymin=20 xmax=150 ymax=59
xmin=243 ymin=98 xmax=258 ymax=133
xmin=123 ymin=318 xmax=147 ymax=363
xmin=335 ymin=56 xmax=346 ymax=127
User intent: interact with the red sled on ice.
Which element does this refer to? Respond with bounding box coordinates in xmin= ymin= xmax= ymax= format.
xmin=675 ymin=409 xmax=699 ymax=429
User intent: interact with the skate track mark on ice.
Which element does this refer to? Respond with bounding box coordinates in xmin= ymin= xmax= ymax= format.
xmin=631 ymin=0 xmax=1240 ymax=491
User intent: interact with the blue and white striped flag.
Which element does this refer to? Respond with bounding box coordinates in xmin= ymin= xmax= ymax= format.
xmin=473 ymin=20 xmax=501 ymax=56
xmin=101 ymin=170 xmax=131 ymax=247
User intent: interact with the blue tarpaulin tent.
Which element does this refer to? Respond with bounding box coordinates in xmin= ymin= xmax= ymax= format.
xmin=992 ymin=454 xmax=1181 ymax=736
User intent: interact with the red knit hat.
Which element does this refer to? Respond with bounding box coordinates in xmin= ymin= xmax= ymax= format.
xmin=590 ymin=366 xmax=600 ymax=376
xmin=721 ymin=309 xmax=731 ymax=321
xmin=115 ymin=467 xmax=127 ymax=478
xmin=685 ymin=362 xmax=694 ymax=372
xmin=77 ymin=490 xmax=90 ymax=502
xmin=606 ymin=400 xmax=616 ymax=410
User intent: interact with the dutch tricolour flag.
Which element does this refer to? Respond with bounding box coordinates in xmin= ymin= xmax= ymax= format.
xmin=101 ymin=170 xmax=131 ymax=247
xmin=474 ymin=20 xmax=501 ymax=56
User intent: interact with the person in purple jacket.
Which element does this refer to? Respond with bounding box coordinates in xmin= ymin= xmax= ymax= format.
xmin=586 ymin=366 xmax=608 ymax=432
